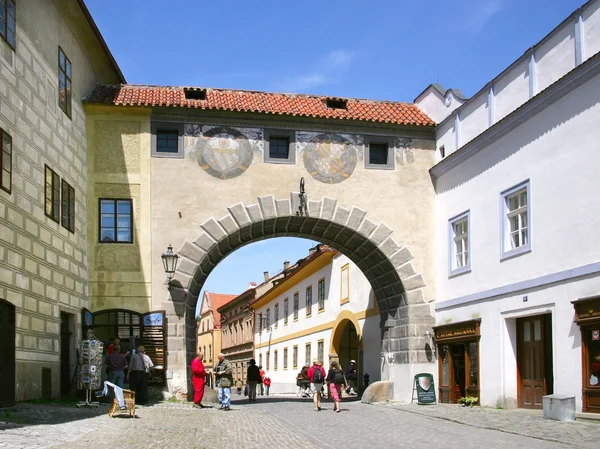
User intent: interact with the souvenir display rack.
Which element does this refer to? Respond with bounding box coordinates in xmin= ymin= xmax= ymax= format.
xmin=76 ymin=330 xmax=103 ymax=408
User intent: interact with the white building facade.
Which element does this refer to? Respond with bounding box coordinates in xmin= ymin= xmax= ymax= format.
xmin=251 ymin=247 xmax=381 ymax=394
xmin=420 ymin=0 xmax=600 ymax=412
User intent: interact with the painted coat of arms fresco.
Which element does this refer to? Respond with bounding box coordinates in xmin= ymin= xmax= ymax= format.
xmin=196 ymin=126 xmax=255 ymax=179
xmin=302 ymin=133 xmax=358 ymax=184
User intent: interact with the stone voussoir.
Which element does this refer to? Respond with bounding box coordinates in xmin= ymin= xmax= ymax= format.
xmin=245 ymin=203 xmax=263 ymax=223
xmin=177 ymin=241 xmax=206 ymax=263
xmin=333 ymin=206 xmax=350 ymax=226
xmin=218 ymin=214 xmax=239 ymax=235
xmin=308 ymin=200 xmax=322 ymax=217
xmin=257 ymin=195 xmax=277 ymax=219
xmin=200 ymin=217 xmax=228 ymax=242
xmin=275 ymin=198 xmax=291 ymax=217
xmin=346 ymin=206 xmax=367 ymax=230
xmin=321 ymin=197 xmax=337 ymax=220
xmin=227 ymin=202 xmax=252 ymax=228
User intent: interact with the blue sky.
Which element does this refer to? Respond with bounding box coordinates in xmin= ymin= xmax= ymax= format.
xmin=87 ymin=0 xmax=583 ymax=100
xmin=84 ymin=0 xmax=584 ymax=312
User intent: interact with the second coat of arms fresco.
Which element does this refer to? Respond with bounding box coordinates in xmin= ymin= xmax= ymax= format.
xmin=300 ymin=132 xmax=359 ymax=184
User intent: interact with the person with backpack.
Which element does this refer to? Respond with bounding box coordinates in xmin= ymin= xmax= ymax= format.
xmin=246 ymin=358 xmax=261 ymax=402
xmin=326 ymin=360 xmax=347 ymax=413
xmin=307 ymin=359 xmax=326 ymax=411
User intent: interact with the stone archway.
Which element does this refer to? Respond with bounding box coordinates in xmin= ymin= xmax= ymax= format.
xmin=167 ymin=192 xmax=434 ymax=401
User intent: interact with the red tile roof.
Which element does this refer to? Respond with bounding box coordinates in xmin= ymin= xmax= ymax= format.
xmin=85 ymin=84 xmax=434 ymax=127
xmin=206 ymin=292 xmax=237 ymax=328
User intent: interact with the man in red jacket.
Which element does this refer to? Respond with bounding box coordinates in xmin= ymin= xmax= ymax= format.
xmin=307 ymin=359 xmax=326 ymax=411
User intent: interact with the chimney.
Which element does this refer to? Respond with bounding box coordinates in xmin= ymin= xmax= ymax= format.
xmin=283 ymin=261 xmax=290 ymax=271
xmin=263 ymin=271 xmax=269 ymax=282
xmin=248 ymin=281 xmax=257 ymax=290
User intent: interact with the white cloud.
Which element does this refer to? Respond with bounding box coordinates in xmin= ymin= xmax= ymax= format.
xmin=276 ymin=50 xmax=354 ymax=93
xmin=465 ymin=0 xmax=507 ymax=35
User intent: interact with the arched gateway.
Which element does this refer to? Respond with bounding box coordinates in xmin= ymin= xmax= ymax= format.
xmin=84 ymin=84 xmax=437 ymax=403
xmin=167 ymin=194 xmax=434 ymax=401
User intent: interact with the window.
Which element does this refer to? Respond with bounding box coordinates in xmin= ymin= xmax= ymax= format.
xmin=274 ymin=303 xmax=279 ymax=328
xmin=439 ymin=145 xmax=446 ymax=159
xmin=365 ymin=136 xmax=394 ymax=170
xmin=99 ymin=199 xmax=133 ymax=243
xmin=340 ymin=264 xmax=350 ymax=304
xmin=269 ymin=137 xmax=289 ymax=159
xmin=318 ymin=278 xmax=325 ymax=311
xmin=264 ymin=129 xmax=295 ymax=164
xmin=317 ymin=340 xmax=324 ymax=363
xmin=258 ymin=313 xmax=263 ymax=333
xmin=151 ymin=122 xmax=183 ymax=158
xmin=157 ymin=130 xmax=178 ymax=153
xmin=274 ymin=349 xmax=278 ymax=371
xmin=45 ymin=166 xmax=60 ymax=222
xmin=306 ymin=286 xmax=313 ymax=317
xmin=61 ymin=180 xmax=75 ymax=233
xmin=448 ymin=211 xmax=470 ymax=276
xmin=501 ymin=181 xmax=531 ymax=259
xmin=58 ymin=47 xmax=72 ymax=118
xmin=369 ymin=143 xmax=388 ymax=165
xmin=259 ymin=353 xmax=262 ymax=368
xmin=209 ymin=344 xmax=212 ymax=362
xmin=293 ymin=293 xmax=299 ymax=321
xmin=283 ymin=347 xmax=288 ymax=370
xmin=284 ymin=298 xmax=289 ymax=325
xmin=0 ymin=128 xmax=12 ymax=194
xmin=265 ymin=308 xmax=270 ymax=329
xmin=293 ymin=345 xmax=298 ymax=369
xmin=305 ymin=343 xmax=311 ymax=366
xmin=266 ymin=351 xmax=270 ymax=371
xmin=0 ymin=0 xmax=15 ymax=50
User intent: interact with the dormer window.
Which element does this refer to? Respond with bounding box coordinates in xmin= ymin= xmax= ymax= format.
xmin=326 ymin=98 xmax=347 ymax=109
xmin=184 ymin=88 xmax=207 ymax=101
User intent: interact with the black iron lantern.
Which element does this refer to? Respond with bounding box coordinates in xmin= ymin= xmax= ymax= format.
xmin=161 ymin=244 xmax=179 ymax=284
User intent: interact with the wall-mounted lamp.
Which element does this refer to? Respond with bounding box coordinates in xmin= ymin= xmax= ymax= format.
xmin=161 ymin=244 xmax=179 ymax=287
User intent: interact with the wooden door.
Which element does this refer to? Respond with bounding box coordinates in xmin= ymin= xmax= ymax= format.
xmin=517 ymin=316 xmax=547 ymax=409
xmin=0 ymin=300 xmax=16 ymax=406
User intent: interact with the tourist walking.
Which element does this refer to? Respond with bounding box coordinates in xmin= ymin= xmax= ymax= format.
xmin=246 ymin=359 xmax=261 ymax=402
xmin=258 ymin=365 xmax=265 ymax=395
xmin=215 ymin=353 xmax=233 ymax=410
xmin=191 ymin=351 xmax=206 ymax=408
xmin=345 ymin=360 xmax=358 ymax=395
xmin=105 ymin=345 xmax=128 ymax=388
xmin=327 ymin=360 xmax=346 ymax=413
xmin=263 ymin=374 xmax=271 ymax=396
xmin=236 ymin=379 xmax=243 ymax=395
xmin=126 ymin=345 xmax=154 ymax=405
xmin=307 ymin=359 xmax=326 ymax=411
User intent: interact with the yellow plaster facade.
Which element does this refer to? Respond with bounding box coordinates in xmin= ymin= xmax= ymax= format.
xmin=84 ymin=106 xmax=154 ymax=313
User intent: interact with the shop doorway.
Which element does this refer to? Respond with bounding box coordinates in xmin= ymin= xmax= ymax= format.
xmin=60 ymin=312 xmax=75 ymax=396
xmin=434 ymin=319 xmax=481 ymax=404
xmin=517 ymin=314 xmax=553 ymax=409
xmin=0 ymin=299 xmax=16 ymax=406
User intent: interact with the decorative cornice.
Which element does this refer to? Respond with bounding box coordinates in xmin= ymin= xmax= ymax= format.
xmin=431 ymin=50 xmax=600 ymax=181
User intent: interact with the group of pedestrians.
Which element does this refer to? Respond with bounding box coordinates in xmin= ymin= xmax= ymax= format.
xmin=103 ymin=337 xmax=154 ymax=405
xmin=191 ymin=352 xmax=271 ymax=410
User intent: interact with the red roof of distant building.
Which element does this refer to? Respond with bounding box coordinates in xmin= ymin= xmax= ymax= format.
xmin=85 ymin=84 xmax=435 ymax=127
xmin=206 ymin=292 xmax=237 ymax=328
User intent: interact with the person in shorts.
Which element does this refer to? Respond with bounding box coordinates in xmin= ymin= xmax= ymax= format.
xmin=307 ymin=359 xmax=326 ymax=411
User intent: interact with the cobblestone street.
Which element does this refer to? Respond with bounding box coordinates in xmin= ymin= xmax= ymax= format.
xmin=1 ymin=395 xmax=599 ymax=448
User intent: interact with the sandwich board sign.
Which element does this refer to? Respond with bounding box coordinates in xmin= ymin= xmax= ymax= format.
xmin=414 ymin=373 xmax=436 ymax=405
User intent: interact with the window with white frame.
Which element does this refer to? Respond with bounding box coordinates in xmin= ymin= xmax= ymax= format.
xmin=501 ymin=181 xmax=531 ymax=258
xmin=448 ymin=211 xmax=470 ymax=276
xmin=274 ymin=303 xmax=279 ymax=328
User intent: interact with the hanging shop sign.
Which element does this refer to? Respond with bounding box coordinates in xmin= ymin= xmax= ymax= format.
xmin=143 ymin=312 xmax=163 ymax=327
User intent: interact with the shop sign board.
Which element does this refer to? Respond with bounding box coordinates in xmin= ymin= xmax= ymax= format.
xmin=143 ymin=312 xmax=163 ymax=327
xmin=415 ymin=373 xmax=436 ymax=405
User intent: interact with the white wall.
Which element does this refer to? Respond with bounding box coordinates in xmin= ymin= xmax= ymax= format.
xmin=583 ymin=0 xmax=600 ymax=62
xmin=253 ymin=253 xmax=380 ymax=393
xmin=436 ymin=72 xmax=600 ymax=302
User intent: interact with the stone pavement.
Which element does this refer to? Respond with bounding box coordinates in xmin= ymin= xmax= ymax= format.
xmin=0 ymin=395 xmax=598 ymax=448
